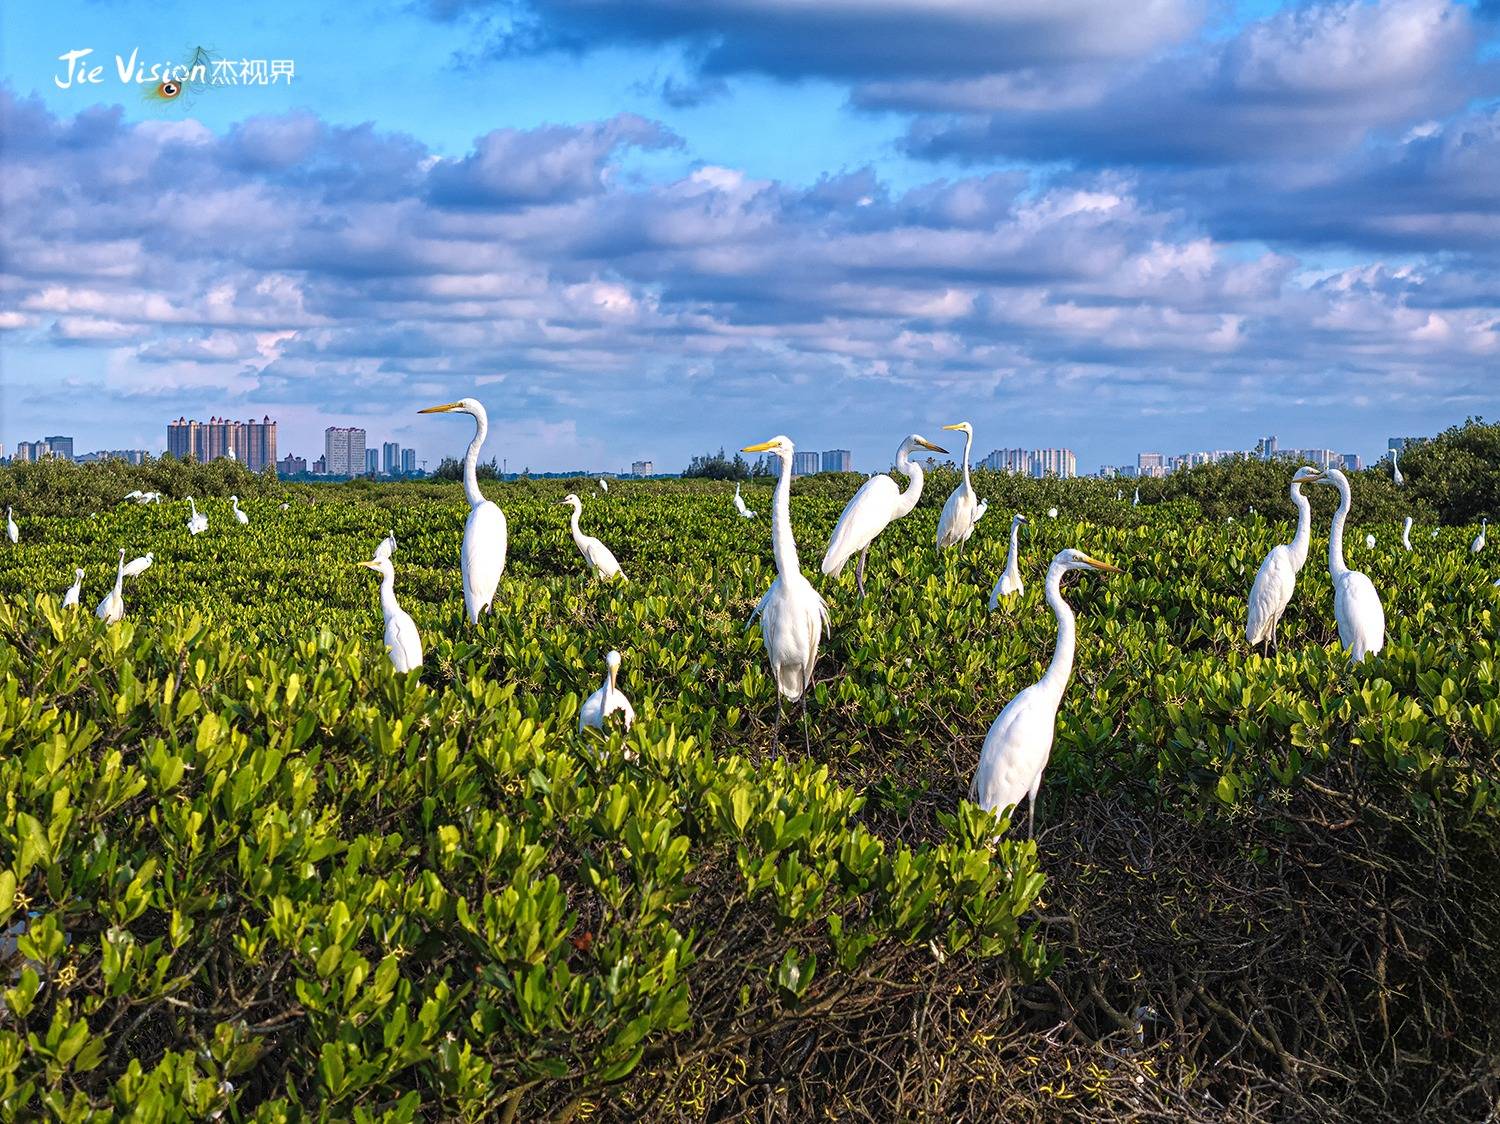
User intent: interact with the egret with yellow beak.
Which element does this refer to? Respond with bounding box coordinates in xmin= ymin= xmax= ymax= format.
xmin=821 ymin=433 xmax=948 ymax=596
xmin=936 ymin=422 xmax=979 ymax=551
xmin=419 ymin=398 xmax=507 ymax=623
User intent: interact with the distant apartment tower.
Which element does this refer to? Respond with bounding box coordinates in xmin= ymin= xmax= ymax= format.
xmin=401 ymin=448 xmax=416 ymax=474
xmin=821 ymin=449 xmax=852 ymax=473
xmin=167 ymin=415 xmax=277 ymax=470
xmin=324 ymin=427 xmax=367 ymax=477
xmin=279 ymin=454 xmax=308 ymax=475
xmin=14 ymin=440 xmax=53 ymax=462
xmin=366 ymin=448 xmax=380 ymax=474
xmin=631 ymin=459 xmax=654 ymax=477
xmin=1340 ymin=453 xmax=1363 ymax=472
xmin=77 ymin=449 xmax=147 ymax=464
xmin=982 ymin=448 xmax=1031 ymax=474
xmin=1255 ymin=435 xmax=1279 ymax=460
xmin=1033 ymin=448 xmax=1076 ymax=478
xmin=792 ymin=451 xmax=820 ymax=476
xmin=43 ymin=435 xmax=74 ymax=460
xmin=382 ymin=441 xmax=400 ymax=475
xmin=312 ymin=455 xmax=328 ymax=475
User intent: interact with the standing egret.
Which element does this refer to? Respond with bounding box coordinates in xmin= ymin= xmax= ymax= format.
xmin=1391 ymin=448 xmax=1403 ymax=486
xmin=936 ymin=423 xmax=979 ymax=550
xmin=579 ymin=650 xmax=635 ymax=733
xmin=598 ymin=477 xmax=609 ymax=493
xmin=821 ymin=433 xmax=948 ymax=596
xmin=1245 ymin=467 xmax=1320 ymax=652
xmin=122 ymin=552 xmax=153 ymax=579
xmin=359 ymin=545 xmax=423 ymax=673
xmin=973 ymin=498 xmax=989 ymax=524
xmin=95 ymin=549 xmax=127 ymax=624
xmin=560 ymin=494 xmax=626 ymax=580
xmin=186 ymin=498 xmax=208 ymax=536
xmin=742 ymin=435 xmax=830 ymax=752
xmin=5 ymin=508 xmax=16 ymax=544
xmin=231 ymin=496 xmax=249 ymax=525
xmin=377 ymin=530 xmax=397 ymax=561
xmin=62 ymin=568 xmax=84 ymax=609
xmin=419 ymin=398 xmax=507 ymax=623
xmin=988 ymin=514 xmax=1029 ymax=609
xmin=1402 ymin=517 xmax=1413 ymax=551
xmin=1473 ymin=518 xmax=1488 ymax=555
xmin=970 ymin=549 xmax=1122 ymax=837
xmin=734 ymin=482 xmax=757 ymax=519
xmin=1309 ymin=468 xmax=1385 ymax=662
xmin=1365 ymin=533 xmax=1376 ymax=550
xmin=1133 ymin=488 xmax=1140 ymax=507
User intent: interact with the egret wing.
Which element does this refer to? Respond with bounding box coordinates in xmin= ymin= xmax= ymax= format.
xmin=821 ymin=474 xmax=898 ymax=576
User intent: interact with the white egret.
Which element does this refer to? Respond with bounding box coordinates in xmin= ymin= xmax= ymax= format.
xmin=936 ymin=423 xmax=979 ymax=550
xmin=988 ymin=514 xmax=1029 ymax=609
xmin=1431 ymin=529 xmax=1440 ymax=540
xmin=419 ymin=398 xmax=507 ymax=623
xmin=95 ymin=549 xmax=127 ymax=624
xmin=973 ymin=498 xmax=989 ymax=524
xmin=1048 ymin=507 xmax=1058 ymax=519
xmin=1473 ymin=518 xmax=1488 ymax=555
xmin=579 ymin=650 xmax=635 ymax=733
xmin=5 ymin=507 xmax=16 ymax=544
xmin=1391 ymin=448 xmax=1403 ymax=486
xmin=1365 ymin=533 xmax=1376 ymax=549
xmin=62 ymin=568 xmax=84 ymax=609
xmin=1133 ymin=488 xmax=1140 ymax=507
xmin=122 ymin=552 xmax=153 ymax=579
xmin=1245 ymin=468 xmax=1320 ymax=652
xmin=186 ymin=498 xmax=207 ymax=536
xmin=560 ymin=493 xmax=626 ymax=580
xmin=742 ymin=435 xmax=830 ymax=752
xmin=970 ymin=548 xmax=1122 ymax=837
xmin=821 ymin=433 xmax=948 ymax=596
xmin=279 ymin=502 xmax=290 ymax=511
xmin=359 ymin=546 xmax=423 ymax=673
xmin=598 ymin=477 xmax=609 ymax=493
xmin=734 ymin=482 xmax=757 ymax=519
xmin=377 ymin=530 xmax=397 ymax=561
xmin=1402 ymin=516 xmax=1413 ymax=551
xmin=124 ymin=490 xmax=145 ymax=502
xmin=231 ymin=495 xmax=249 ymax=525
xmin=1309 ymin=468 xmax=1385 ymax=663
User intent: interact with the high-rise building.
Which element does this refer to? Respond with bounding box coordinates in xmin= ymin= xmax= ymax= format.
xmin=1340 ymin=453 xmax=1363 ymax=472
xmin=312 ymin=455 xmax=328 ymax=475
xmin=821 ymin=449 xmax=852 ymax=473
xmin=166 ymin=416 xmax=277 ymax=470
xmin=366 ymin=448 xmax=380 ymax=474
xmin=42 ymin=435 xmax=74 ymax=461
xmin=324 ymin=427 xmax=367 ymax=477
xmin=631 ymin=460 xmax=654 ymax=476
xmin=401 ymin=448 xmax=416 ymax=474
xmin=792 ymin=451 xmax=820 ymax=476
xmin=1033 ymin=448 xmax=1077 ymax=478
xmin=278 ymin=454 xmax=308 ymax=475
xmin=77 ymin=449 xmax=147 ymax=464
xmin=382 ymin=441 xmax=400 ymax=475
xmin=1137 ymin=452 xmax=1165 ymax=478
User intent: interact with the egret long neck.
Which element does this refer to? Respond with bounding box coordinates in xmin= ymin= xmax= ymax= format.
xmin=1038 ymin=563 xmax=1077 ymax=701
xmin=771 ymin=452 xmax=799 ymax=579
xmin=463 ymin=411 xmax=488 ymax=508
xmin=960 ymin=429 xmax=973 ymax=492
xmin=569 ymin=503 xmax=585 ymax=546
xmin=113 ymin=553 xmax=125 ymax=595
xmin=378 ymin=568 xmax=399 ymax=618
xmin=1327 ymin=477 xmax=1352 ymax=578
xmin=1006 ymin=520 xmax=1022 ymax=573
xmin=893 ymin=446 xmax=926 ymax=517
xmin=1287 ymin=484 xmax=1312 ymax=570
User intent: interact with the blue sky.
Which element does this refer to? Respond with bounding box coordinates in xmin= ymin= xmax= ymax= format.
xmin=1 ymin=0 xmax=1497 ymax=471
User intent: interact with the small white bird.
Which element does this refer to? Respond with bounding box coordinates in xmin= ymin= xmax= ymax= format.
xmin=1133 ymin=488 xmax=1140 ymax=507
xmin=62 ymin=567 xmax=84 ymax=609
xmin=1473 ymin=518 xmax=1488 ymax=555
xmin=1402 ymin=516 xmax=1413 ymax=551
xmin=988 ymin=514 xmax=1029 ymax=609
xmin=598 ymin=477 xmax=609 ymax=493
xmin=734 ymin=481 xmax=757 ymax=519
xmin=1365 ymin=533 xmax=1376 ymax=549
xmin=5 ymin=507 xmax=17 ymax=544
xmin=279 ymin=502 xmax=290 ymax=511
xmin=1431 ymin=529 xmax=1440 ymax=540
xmin=560 ymin=493 xmax=626 ymax=580
xmin=578 ymin=649 xmax=636 ymax=733
xmin=95 ymin=549 xmax=127 ymax=623
xmin=231 ymin=495 xmax=249 ymax=525
xmin=359 ymin=545 xmax=423 ymax=673
xmin=971 ymin=549 xmax=1122 ymax=836
xmin=1047 ymin=507 xmax=1058 ymax=519
xmin=973 ymin=498 xmax=989 ymax=524
xmin=936 ymin=423 xmax=979 ymax=550
xmin=122 ymin=552 xmax=153 ymax=579
xmin=1246 ymin=467 xmax=1319 ymax=652
xmin=377 ymin=530 xmax=397 ymax=562
xmin=124 ymin=490 xmax=145 ymax=502
xmin=1391 ymin=448 xmax=1404 ymax=486
xmin=186 ymin=498 xmax=208 ymax=536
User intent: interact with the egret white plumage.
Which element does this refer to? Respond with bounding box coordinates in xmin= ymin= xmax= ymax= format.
xmin=742 ymin=435 xmax=830 ymax=752
xmin=988 ymin=514 xmax=1029 ymax=609
xmin=579 ymin=650 xmax=635 ymax=733
xmin=1365 ymin=533 xmax=1376 ymax=549
xmin=95 ymin=549 xmax=127 ymax=624
xmin=122 ymin=552 xmax=153 ymax=579
xmin=1133 ymin=488 xmax=1140 ymax=507
xmin=279 ymin=502 xmax=289 ymax=511
xmin=62 ymin=568 xmax=84 ymax=609
xmin=5 ymin=507 xmax=17 ymax=544
xmin=936 ymin=423 xmax=979 ymax=550
xmin=1245 ymin=467 xmax=1319 ymax=652
xmin=734 ymin=482 xmax=757 ymax=519
xmin=1391 ymin=448 xmax=1403 ymax=486
xmin=970 ymin=548 xmax=1121 ymax=837
xmin=821 ymin=433 xmax=948 ymax=596
xmin=560 ymin=493 xmax=626 ymax=580
xmin=1402 ymin=516 xmax=1413 ymax=551
xmin=359 ymin=545 xmax=423 ymax=673
xmin=598 ymin=477 xmax=609 ymax=493
xmin=1310 ymin=468 xmax=1385 ymax=663
xmin=1047 ymin=507 xmax=1058 ymax=519
xmin=377 ymin=530 xmax=397 ymax=562
xmin=231 ymin=495 xmax=249 ymax=525
xmin=186 ymin=498 xmax=207 ymax=536
xmin=419 ymin=398 xmax=507 ymax=623
xmin=1473 ymin=518 xmax=1488 ymax=555
xmin=124 ymin=490 xmax=145 ymax=502
xmin=973 ymin=498 xmax=989 ymax=523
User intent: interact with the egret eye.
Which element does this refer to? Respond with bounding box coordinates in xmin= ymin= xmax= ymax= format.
xmin=157 ymin=80 xmax=181 ymax=99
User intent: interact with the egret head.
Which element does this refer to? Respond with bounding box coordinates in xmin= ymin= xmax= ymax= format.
xmin=559 ymin=493 xmax=583 ymax=508
xmin=742 ymin=435 xmax=794 ymax=461
xmin=941 ymin=422 xmax=973 ymax=439
xmin=605 ymin=650 xmax=622 ymax=672
xmin=358 ymin=556 xmax=394 ymax=579
xmin=418 ymin=396 xmax=484 ymax=418
xmin=1308 ymin=467 xmax=1348 ymax=492
xmin=1012 ymin=513 xmax=1029 ymax=526
xmin=1053 ymin=548 xmax=1122 ymax=576
xmin=1291 ymin=465 xmax=1322 ymax=484
xmin=74 ymin=567 xmax=84 ymax=579
xmin=903 ymin=434 xmax=949 ymax=456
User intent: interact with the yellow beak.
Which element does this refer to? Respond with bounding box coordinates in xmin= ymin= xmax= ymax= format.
xmin=941 ymin=423 xmax=967 ymax=432
xmin=1082 ymin=554 xmax=1123 ymax=574
xmin=741 ymin=439 xmax=779 ymax=453
xmin=915 ymin=438 xmax=949 ymax=453
xmin=358 ymin=560 xmax=382 ymax=570
xmin=418 ymin=402 xmax=462 ymax=414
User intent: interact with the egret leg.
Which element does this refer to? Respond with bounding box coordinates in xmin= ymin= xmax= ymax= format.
xmin=772 ymin=694 xmax=783 ymax=756
xmin=855 ymin=547 xmax=868 ymax=598
xmin=1027 ymin=793 xmax=1037 ymax=840
xmin=801 ymin=691 xmax=811 ymax=754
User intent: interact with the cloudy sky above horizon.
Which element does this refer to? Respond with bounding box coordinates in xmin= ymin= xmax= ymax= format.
xmin=1 ymin=0 xmax=1497 ymax=472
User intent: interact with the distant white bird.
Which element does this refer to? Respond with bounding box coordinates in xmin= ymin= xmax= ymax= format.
xmin=1402 ymin=516 xmax=1413 ymax=551
xmin=186 ymin=498 xmax=208 ymax=536
xmin=121 ymin=552 xmax=153 ymax=579
xmin=231 ymin=495 xmax=249 ymax=525
xmin=1047 ymin=507 xmax=1058 ymax=519
xmin=227 ymin=441 xmax=236 ymax=462
xmin=1365 ymin=533 xmax=1376 ymax=549
xmin=62 ymin=567 xmax=84 ymax=609
xmin=1473 ymin=517 xmax=1488 ymax=555
xmin=970 ymin=549 xmax=1122 ymax=837
xmin=973 ymin=498 xmax=989 ymax=523
xmin=579 ymin=650 xmax=635 ymax=733
xmin=124 ymin=490 xmax=145 ymax=502
xmin=988 ymin=514 xmax=1029 ymax=609
xmin=359 ymin=545 xmax=423 ymax=673
xmin=279 ymin=502 xmax=289 ymax=511
xmin=1246 ymin=467 xmax=1320 ymax=652
xmin=560 ymin=493 xmax=626 ymax=580
xmin=1310 ymin=468 xmax=1385 ymax=662
xmin=821 ymin=433 xmax=948 ymax=595
xmin=420 ymin=398 xmax=506 ymax=624
xmin=1391 ymin=448 xmax=1403 ymax=486
xmin=95 ymin=548 xmax=127 ymax=624
xmin=936 ymin=423 xmax=979 ymax=550
xmin=598 ymin=477 xmax=609 ymax=493
xmin=1431 ymin=529 xmax=1440 ymax=540
xmin=742 ymin=435 xmax=830 ymax=751
xmin=5 ymin=507 xmax=16 ymax=544
xmin=734 ymin=481 xmax=757 ymax=519
xmin=1133 ymin=488 xmax=1140 ymax=507
xmin=377 ymin=530 xmax=397 ymax=562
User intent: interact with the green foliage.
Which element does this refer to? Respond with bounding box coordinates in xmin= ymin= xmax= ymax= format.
xmin=681 ymin=449 xmax=750 ymax=480
xmin=1394 ymin=417 xmax=1500 ymax=524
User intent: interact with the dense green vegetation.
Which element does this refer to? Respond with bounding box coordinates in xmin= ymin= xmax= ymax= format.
xmin=0 ymin=434 xmax=1495 ymax=1120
